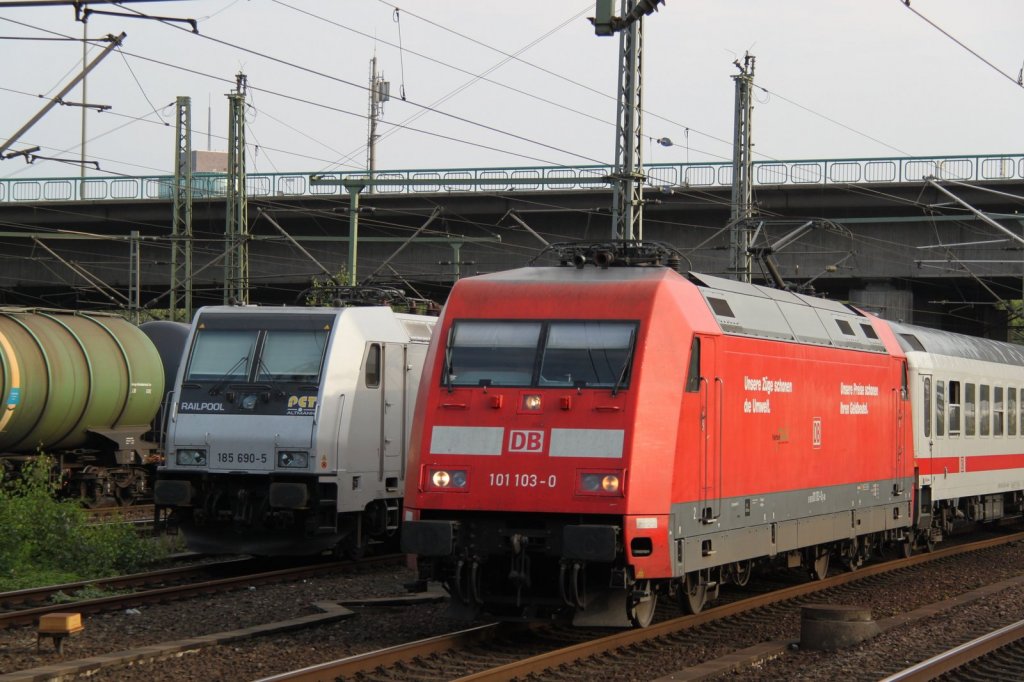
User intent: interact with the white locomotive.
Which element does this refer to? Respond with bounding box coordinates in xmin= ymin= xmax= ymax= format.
xmin=154 ymin=305 xmax=435 ymax=555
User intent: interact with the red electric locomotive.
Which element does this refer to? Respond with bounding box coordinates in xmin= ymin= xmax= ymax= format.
xmin=401 ymin=243 xmax=915 ymax=627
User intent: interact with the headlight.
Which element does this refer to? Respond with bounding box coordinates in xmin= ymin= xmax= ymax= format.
xmin=176 ymin=448 xmax=207 ymax=466
xmin=578 ymin=471 xmax=623 ymax=496
xmin=429 ymin=468 xmax=468 ymax=491
xmin=277 ymin=451 xmax=309 ymax=469
xmin=521 ymin=394 xmax=542 ymax=411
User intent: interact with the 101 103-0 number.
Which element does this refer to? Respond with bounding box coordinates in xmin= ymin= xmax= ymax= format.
xmin=489 ymin=472 xmax=557 ymax=488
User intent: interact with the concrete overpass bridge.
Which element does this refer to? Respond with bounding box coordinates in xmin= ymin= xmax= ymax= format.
xmin=2 ymin=153 xmax=1023 ymax=338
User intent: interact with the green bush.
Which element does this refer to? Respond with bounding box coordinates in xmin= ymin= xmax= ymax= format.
xmin=0 ymin=457 xmax=161 ymax=590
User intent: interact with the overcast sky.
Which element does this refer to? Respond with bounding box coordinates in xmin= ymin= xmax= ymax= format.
xmin=1 ymin=0 xmax=1021 ymax=180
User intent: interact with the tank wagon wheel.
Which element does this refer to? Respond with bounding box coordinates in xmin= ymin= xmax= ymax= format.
xmin=809 ymin=547 xmax=830 ymax=581
xmin=680 ymin=572 xmax=706 ymax=615
xmin=627 ymin=580 xmax=657 ymax=628
xmin=733 ymin=559 xmax=753 ymax=587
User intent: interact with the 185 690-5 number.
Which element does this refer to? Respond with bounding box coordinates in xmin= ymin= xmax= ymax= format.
xmin=217 ymin=452 xmax=267 ymax=464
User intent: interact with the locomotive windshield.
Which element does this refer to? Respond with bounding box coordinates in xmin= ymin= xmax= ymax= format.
xmin=184 ymin=313 xmax=333 ymax=384
xmin=445 ymin=320 xmax=637 ymax=389
xmin=185 ymin=330 xmax=258 ymax=382
xmin=448 ymin=321 xmax=541 ymax=386
xmin=258 ymin=330 xmax=329 ymax=382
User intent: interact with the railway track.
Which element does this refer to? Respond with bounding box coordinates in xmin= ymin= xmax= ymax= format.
xmin=0 ymin=555 xmax=403 ymax=630
xmin=258 ymin=532 xmax=1024 ymax=681
xmin=84 ymin=504 xmax=155 ymax=525
xmin=883 ymin=618 xmax=1024 ymax=681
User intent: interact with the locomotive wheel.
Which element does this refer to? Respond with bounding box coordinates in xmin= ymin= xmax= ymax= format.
xmin=680 ymin=572 xmax=706 ymax=615
xmin=733 ymin=559 xmax=752 ymax=587
xmin=559 ymin=562 xmax=585 ymax=608
xmin=810 ymin=548 xmax=830 ymax=581
xmin=842 ymin=538 xmax=864 ymax=572
xmin=627 ymin=580 xmax=657 ymax=628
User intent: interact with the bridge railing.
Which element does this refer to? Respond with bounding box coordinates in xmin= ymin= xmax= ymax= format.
xmin=1 ymin=154 xmax=1021 ymax=203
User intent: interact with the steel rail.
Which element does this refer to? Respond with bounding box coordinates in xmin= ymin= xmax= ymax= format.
xmin=0 ymin=557 xmax=252 ymax=612
xmin=452 ymin=532 xmax=1024 ymax=681
xmin=0 ymin=556 xmax=401 ymax=629
xmin=254 ymin=624 xmax=504 ymax=682
xmin=259 ymin=532 xmax=1024 ymax=682
xmin=881 ymin=618 xmax=1024 ymax=681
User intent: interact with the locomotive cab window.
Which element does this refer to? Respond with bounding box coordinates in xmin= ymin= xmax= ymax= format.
xmin=365 ymin=343 xmax=382 ymax=388
xmin=446 ymin=321 xmax=542 ymax=387
xmin=257 ymin=330 xmax=328 ymax=382
xmin=685 ymin=337 xmax=701 ymax=393
xmin=185 ymin=330 xmax=258 ymax=382
xmin=444 ymin=320 xmax=637 ymax=389
xmin=538 ymin=322 xmax=635 ymax=388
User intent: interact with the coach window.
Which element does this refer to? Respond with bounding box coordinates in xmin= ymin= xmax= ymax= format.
xmin=994 ymin=386 xmax=1004 ymax=436
xmin=979 ymin=385 xmax=991 ymax=437
xmin=949 ymin=381 xmax=961 ymax=436
xmin=365 ymin=344 xmax=381 ymax=388
xmin=1020 ymin=388 xmax=1024 ymax=437
xmin=1009 ymin=388 xmax=1018 ymax=436
xmin=686 ymin=338 xmax=701 ymax=392
xmin=965 ymin=383 xmax=976 ymax=437
xmin=936 ymin=380 xmax=945 ymax=436
xmin=922 ymin=377 xmax=932 ymax=438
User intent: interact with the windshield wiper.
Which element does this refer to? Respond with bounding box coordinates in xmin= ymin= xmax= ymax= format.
xmin=611 ymin=328 xmax=636 ymax=397
xmin=208 ymin=355 xmax=250 ymax=396
xmin=444 ymin=327 xmax=455 ymax=393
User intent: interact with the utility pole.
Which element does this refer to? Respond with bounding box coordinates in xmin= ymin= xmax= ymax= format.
xmin=729 ymin=53 xmax=756 ymax=283
xmin=128 ymin=230 xmax=141 ymax=323
xmin=366 ymin=56 xmax=390 ymax=193
xmin=593 ymin=0 xmax=664 ymax=243
xmin=80 ymin=17 xmax=88 ymax=182
xmin=224 ymin=73 xmax=248 ymax=305
xmin=170 ymin=96 xmax=193 ymax=322
xmin=612 ymin=0 xmax=643 ymax=242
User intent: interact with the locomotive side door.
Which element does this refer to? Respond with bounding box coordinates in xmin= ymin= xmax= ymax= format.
xmin=380 ymin=343 xmax=407 ymax=481
xmin=693 ymin=335 xmax=721 ymax=523
xmin=893 ymin=361 xmax=908 ymax=495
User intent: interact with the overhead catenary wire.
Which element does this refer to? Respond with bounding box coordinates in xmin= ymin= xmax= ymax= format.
xmin=100 ymin=2 xmax=613 ymax=167
xmin=5 ymin=5 xmax=928 ymax=184
xmin=2 ymin=3 xmax=1015 ymax=305
xmin=898 ymin=0 xmax=1024 ymax=90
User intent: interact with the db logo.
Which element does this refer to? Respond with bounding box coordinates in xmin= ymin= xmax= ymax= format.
xmin=509 ymin=430 xmax=545 ymax=453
